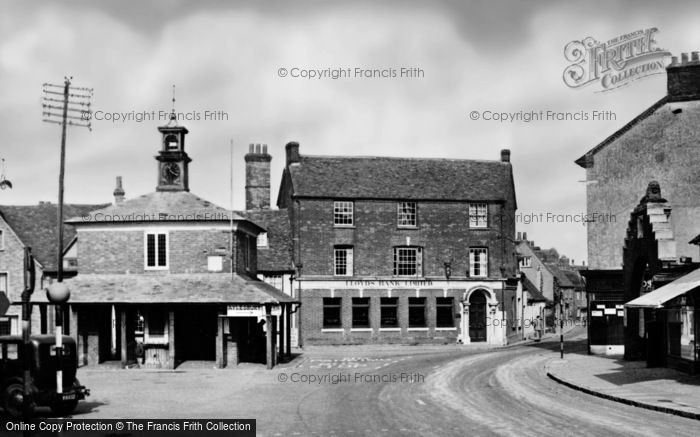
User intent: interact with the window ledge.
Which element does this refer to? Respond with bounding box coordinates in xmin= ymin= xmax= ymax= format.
xmin=350 ymin=328 xmax=372 ymax=332
xmin=333 ymin=225 xmax=355 ymax=229
xmin=397 ymin=226 xmax=418 ymax=230
xmin=407 ymin=327 xmax=429 ymax=331
xmin=379 ymin=328 xmax=401 ymax=331
xmin=435 ymin=327 xmax=457 ymax=331
xmin=321 ymin=328 xmax=344 ymax=332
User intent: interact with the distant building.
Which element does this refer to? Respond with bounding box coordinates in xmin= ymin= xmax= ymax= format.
xmin=277 ymin=143 xmax=519 ymax=346
xmin=0 ymin=202 xmax=107 ymax=335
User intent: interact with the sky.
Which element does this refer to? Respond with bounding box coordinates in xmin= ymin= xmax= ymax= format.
xmin=1 ymin=0 xmax=700 ymax=264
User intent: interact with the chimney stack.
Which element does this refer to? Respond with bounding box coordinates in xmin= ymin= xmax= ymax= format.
xmin=244 ymin=143 xmax=272 ymax=210
xmin=522 ymin=232 xmax=527 ymax=241
xmin=516 ymin=231 xmax=522 ymax=241
xmin=500 ymin=149 xmax=511 ymax=163
xmin=666 ymin=51 xmax=700 ymax=101
xmin=113 ymin=176 xmax=125 ymax=203
xmin=285 ymin=141 xmax=300 ymax=166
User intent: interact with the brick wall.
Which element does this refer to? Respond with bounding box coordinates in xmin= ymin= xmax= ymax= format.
xmin=78 ymin=227 xmax=241 ymax=274
xmin=295 ymin=199 xmax=516 ymax=279
xmin=300 ymin=288 xmax=463 ymax=345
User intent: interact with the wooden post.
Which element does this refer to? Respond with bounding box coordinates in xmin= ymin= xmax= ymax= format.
xmin=216 ymin=313 xmax=225 ymax=369
xmin=265 ymin=304 xmax=273 ymax=369
xmin=69 ymin=305 xmax=78 ymax=347
xmin=277 ymin=306 xmax=285 ymax=363
xmin=120 ymin=309 xmax=127 ymax=369
xmin=285 ymin=303 xmax=291 ymax=358
xmin=167 ymin=310 xmax=176 ymax=369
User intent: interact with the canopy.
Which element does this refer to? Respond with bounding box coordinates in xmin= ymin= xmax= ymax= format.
xmin=625 ymin=268 xmax=700 ymax=309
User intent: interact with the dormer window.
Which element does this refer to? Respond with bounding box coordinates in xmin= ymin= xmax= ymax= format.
xmin=165 ymin=134 xmax=179 ymax=150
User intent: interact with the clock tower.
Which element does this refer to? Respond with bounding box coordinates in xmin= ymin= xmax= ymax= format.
xmin=156 ymin=113 xmax=191 ymax=191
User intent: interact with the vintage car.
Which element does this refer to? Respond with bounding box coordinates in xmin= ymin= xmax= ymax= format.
xmin=0 ymin=335 xmax=89 ymax=417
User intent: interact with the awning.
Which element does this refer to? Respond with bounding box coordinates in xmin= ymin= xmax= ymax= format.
xmin=625 ymin=267 xmax=700 ymax=308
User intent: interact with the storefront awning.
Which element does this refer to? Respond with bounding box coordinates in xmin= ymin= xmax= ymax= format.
xmin=625 ymin=267 xmax=700 ymax=308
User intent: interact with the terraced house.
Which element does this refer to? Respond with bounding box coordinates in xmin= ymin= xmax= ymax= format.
xmin=277 ymin=143 xmax=519 ymax=345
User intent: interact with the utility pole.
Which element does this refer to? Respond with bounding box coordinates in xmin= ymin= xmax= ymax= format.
xmin=42 ymin=77 xmax=92 ymax=397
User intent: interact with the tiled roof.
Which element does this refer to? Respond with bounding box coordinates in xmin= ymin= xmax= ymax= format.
xmin=0 ymin=203 xmax=109 ymax=271
xmin=66 ymin=191 xmax=247 ymax=224
xmin=562 ymin=270 xmax=586 ymax=289
xmin=521 ymin=275 xmax=548 ymax=302
xmin=238 ymin=209 xmax=294 ymax=272
xmin=23 ymin=273 xmax=296 ymax=304
xmin=287 ymin=155 xmax=516 ymax=202
xmin=547 ymin=264 xmax=575 ymax=288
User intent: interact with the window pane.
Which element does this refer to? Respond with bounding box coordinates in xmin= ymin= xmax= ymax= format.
xmin=334 ymin=247 xmax=353 ymax=276
xmin=394 ymin=247 xmax=420 ymax=276
xmin=323 ymin=297 xmax=342 ymax=328
xmin=352 ymin=297 xmax=370 ymax=328
xmin=334 ymin=201 xmax=354 ymax=225
xmin=397 ymin=202 xmax=417 ymax=227
xmin=148 ymin=310 xmax=166 ymax=337
xmin=146 ymin=234 xmax=156 ymax=267
xmin=408 ymin=297 xmax=426 ymax=327
xmin=380 ymin=297 xmax=399 ymax=327
xmin=436 ymin=297 xmax=454 ymax=327
xmin=469 ymin=248 xmax=488 ymax=277
xmin=157 ymin=234 xmax=167 ymax=266
xmin=469 ymin=203 xmax=488 ymax=228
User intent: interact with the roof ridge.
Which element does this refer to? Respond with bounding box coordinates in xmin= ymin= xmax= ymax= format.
xmin=300 ymin=154 xmax=507 ymax=164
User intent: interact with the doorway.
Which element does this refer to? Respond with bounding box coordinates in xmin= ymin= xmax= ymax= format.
xmin=469 ymin=291 xmax=487 ymax=342
xmin=175 ymin=307 xmax=217 ymax=363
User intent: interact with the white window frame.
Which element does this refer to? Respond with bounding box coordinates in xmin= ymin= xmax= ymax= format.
xmin=519 ymin=256 xmax=532 ymax=270
xmin=334 ymin=247 xmax=353 ymax=276
xmin=393 ymin=246 xmax=423 ymax=277
xmin=333 ymin=201 xmax=354 ymax=227
xmin=397 ymin=202 xmax=417 ymax=228
xmin=469 ymin=203 xmax=488 ymax=228
xmin=144 ymin=231 xmax=169 ymax=270
xmin=257 ymin=232 xmax=268 ymax=247
xmin=469 ymin=247 xmax=488 ymax=277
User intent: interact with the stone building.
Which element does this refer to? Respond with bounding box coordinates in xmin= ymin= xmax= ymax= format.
xmin=276 ymin=143 xmax=519 ymax=346
xmin=575 ymin=52 xmax=700 ymax=270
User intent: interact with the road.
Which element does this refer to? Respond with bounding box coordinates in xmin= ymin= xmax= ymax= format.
xmin=67 ymin=329 xmax=698 ymax=436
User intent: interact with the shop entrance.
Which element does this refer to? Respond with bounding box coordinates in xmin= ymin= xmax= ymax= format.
xmin=229 ymin=317 xmax=267 ymax=364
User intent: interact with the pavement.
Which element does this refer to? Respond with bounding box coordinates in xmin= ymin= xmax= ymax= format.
xmin=546 ymin=352 xmax=700 ymax=420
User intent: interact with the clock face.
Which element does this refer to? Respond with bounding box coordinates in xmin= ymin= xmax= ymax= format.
xmin=162 ymin=162 xmax=181 ymax=184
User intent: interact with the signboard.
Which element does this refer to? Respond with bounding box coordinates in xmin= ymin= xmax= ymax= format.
xmin=591 ymin=310 xmax=603 ymax=317
xmin=226 ymin=304 xmax=282 ymax=317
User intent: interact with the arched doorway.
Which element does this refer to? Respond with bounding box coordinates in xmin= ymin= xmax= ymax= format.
xmin=469 ymin=291 xmax=487 ymax=342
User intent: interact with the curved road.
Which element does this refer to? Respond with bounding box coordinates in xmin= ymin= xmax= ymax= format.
xmin=280 ymin=335 xmax=698 ymax=436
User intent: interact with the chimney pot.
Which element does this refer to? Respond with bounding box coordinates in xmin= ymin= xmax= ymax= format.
xmin=522 ymin=232 xmax=527 ymax=241
xmin=671 ymin=56 xmax=679 ymax=66
xmin=693 ymin=52 xmax=699 ymax=63
xmin=263 ymin=144 xmax=268 ymax=154
xmin=500 ymin=148 xmax=511 ymax=163
xmin=255 ymin=144 xmax=261 ymax=153
xmin=517 ymin=231 xmax=522 ymax=241
xmin=682 ymin=53 xmax=689 ymax=64
xmin=666 ymin=51 xmax=700 ymax=101
xmin=286 ymin=141 xmax=300 ymax=165
xmin=249 ymin=143 xmax=254 ymax=153
xmin=113 ymin=176 xmax=125 ymax=203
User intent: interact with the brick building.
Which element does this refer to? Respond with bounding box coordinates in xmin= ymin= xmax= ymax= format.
xmin=0 ymin=202 xmax=107 ymax=335
xmin=575 ymin=52 xmax=700 ymax=270
xmin=276 ymin=143 xmax=519 ymax=345
xmin=28 ymin=116 xmax=296 ymax=369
